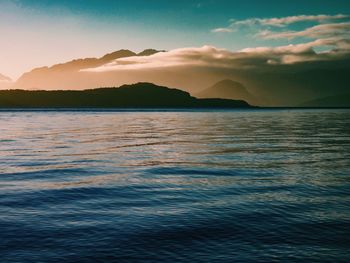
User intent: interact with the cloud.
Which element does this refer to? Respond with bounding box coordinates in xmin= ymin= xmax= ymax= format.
xmin=8 ymin=11 xmax=350 ymax=105
xmin=83 ymin=37 xmax=350 ymax=75
xmin=79 ymin=43 xmax=350 ymax=106
xmin=258 ymin=22 xmax=350 ymax=39
xmin=84 ymin=46 xmax=231 ymax=71
xmin=236 ymin=14 xmax=348 ymax=27
xmin=12 ymin=42 xmax=350 ymax=106
xmin=211 ymin=28 xmax=234 ymax=33
xmin=212 ymin=14 xmax=350 ymax=70
xmin=212 ymin=14 xmax=349 ymax=33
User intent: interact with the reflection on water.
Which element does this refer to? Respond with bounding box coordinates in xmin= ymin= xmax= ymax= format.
xmin=1 ymin=109 xmax=350 ymax=262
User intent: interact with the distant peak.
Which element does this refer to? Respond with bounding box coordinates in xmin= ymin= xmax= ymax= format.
xmin=137 ymin=49 xmax=165 ymax=56
xmin=214 ymin=79 xmax=244 ymax=87
xmin=100 ymin=49 xmax=137 ymax=61
xmin=0 ymin=73 xmax=12 ymax=82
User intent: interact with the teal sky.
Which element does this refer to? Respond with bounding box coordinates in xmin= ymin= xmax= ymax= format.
xmin=1 ymin=0 xmax=350 ymax=78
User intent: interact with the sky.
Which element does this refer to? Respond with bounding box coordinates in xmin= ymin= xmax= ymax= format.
xmin=1 ymin=0 xmax=350 ymax=79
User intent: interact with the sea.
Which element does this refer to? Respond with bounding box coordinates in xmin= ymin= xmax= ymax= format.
xmin=0 ymin=109 xmax=349 ymax=262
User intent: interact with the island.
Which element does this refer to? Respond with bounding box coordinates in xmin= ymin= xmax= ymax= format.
xmin=0 ymin=82 xmax=252 ymax=108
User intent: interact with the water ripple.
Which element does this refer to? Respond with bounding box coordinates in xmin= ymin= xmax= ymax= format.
xmin=0 ymin=109 xmax=350 ymax=262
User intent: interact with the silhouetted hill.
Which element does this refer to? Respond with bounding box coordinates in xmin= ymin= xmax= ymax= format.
xmin=0 ymin=82 xmax=251 ymax=108
xmin=196 ymin=79 xmax=259 ymax=105
xmin=299 ymin=94 xmax=350 ymax=107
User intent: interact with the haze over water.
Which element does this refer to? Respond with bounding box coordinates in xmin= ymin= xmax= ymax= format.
xmin=1 ymin=109 xmax=350 ymax=262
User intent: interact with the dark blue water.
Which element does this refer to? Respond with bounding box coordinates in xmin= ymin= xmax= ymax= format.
xmin=1 ymin=109 xmax=350 ymax=262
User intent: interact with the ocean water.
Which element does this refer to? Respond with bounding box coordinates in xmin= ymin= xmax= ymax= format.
xmin=0 ymin=109 xmax=349 ymax=262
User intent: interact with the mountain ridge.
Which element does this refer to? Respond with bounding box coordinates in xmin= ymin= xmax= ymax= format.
xmin=13 ymin=49 xmax=165 ymax=89
xmin=0 ymin=82 xmax=251 ymax=108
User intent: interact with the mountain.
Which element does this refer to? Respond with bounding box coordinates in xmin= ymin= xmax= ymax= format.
xmin=7 ymin=46 xmax=350 ymax=106
xmin=0 ymin=73 xmax=11 ymax=82
xmin=0 ymin=82 xmax=251 ymax=108
xmin=299 ymin=94 xmax=350 ymax=107
xmin=137 ymin=49 xmax=165 ymax=56
xmin=196 ymin=79 xmax=259 ymax=106
xmin=0 ymin=73 xmax=12 ymax=89
xmin=13 ymin=49 xmax=164 ymax=90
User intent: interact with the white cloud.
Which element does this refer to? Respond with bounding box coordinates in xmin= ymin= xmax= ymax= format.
xmin=83 ymin=38 xmax=350 ymax=74
xmin=212 ymin=13 xmax=350 ymax=68
xmin=211 ymin=28 xmax=234 ymax=33
xmin=212 ymin=14 xmax=349 ymax=33
xmin=258 ymin=22 xmax=350 ymax=39
xmin=84 ymin=46 xmax=231 ymax=71
xmin=241 ymin=14 xmax=348 ymax=27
